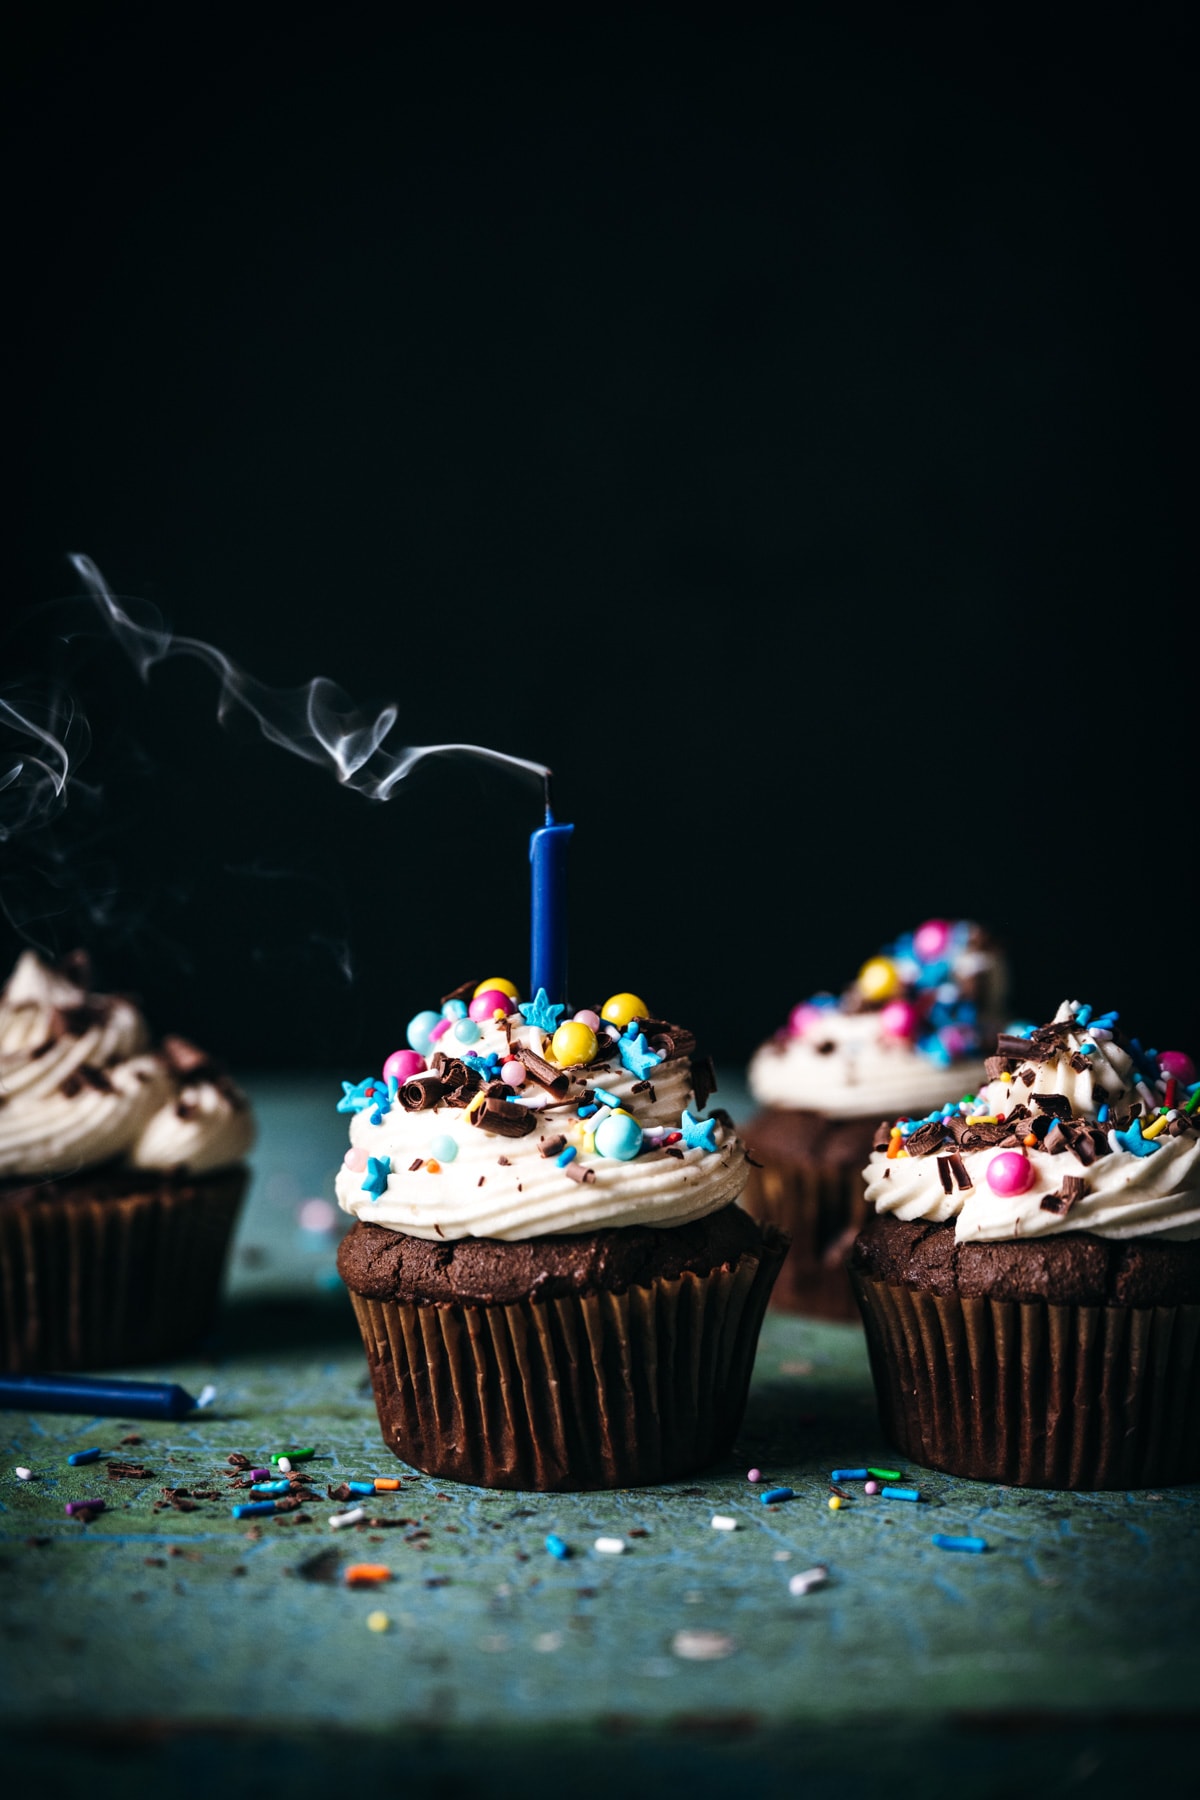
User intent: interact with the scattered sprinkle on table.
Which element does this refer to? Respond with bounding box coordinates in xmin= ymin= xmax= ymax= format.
xmin=864 ymin=1480 xmax=879 ymax=1495
xmin=68 ymin=1448 xmax=101 ymax=1466
xmin=15 ymin=1467 xmax=32 ymax=1481
xmin=366 ymin=1610 xmax=391 ymax=1631
xmin=882 ymin=1486 xmax=920 ymax=1502
xmin=345 ymin=1481 xmax=376 ymax=1496
xmin=249 ymin=1468 xmax=271 ymax=1481
xmin=760 ymin=1486 xmax=794 ymax=1505
xmin=197 ymin=1384 xmax=218 ymax=1409
xmin=932 ymin=1533 xmax=987 ymax=1554
xmin=233 ymin=1501 xmax=281 ymax=1519
xmin=276 ymin=1458 xmax=292 ymax=1473
xmin=544 ymin=1533 xmax=570 ymax=1560
xmin=250 ymin=1481 xmax=291 ymax=1496
xmin=788 ymin=1565 xmax=828 ymax=1596
xmin=869 ymin=1468 xmax=902 ymax=1481
xmin=710 ymin=1515 xmax=738 ymax=1531
xmin=330 ymin=1506 xmax=366 ymax=1531
xmin=747 ymin=1468 xmax=762 ymax=1482
xmin=828 ymin=1495 xmax=843 ymax=1511
xmin=65 ymin=1498 xmax=105 ymax=1517
xmin=831 ymin=1468 xmax=868 ymax=1481
xmin=672 ymin=1629 xmax=736 ymax=1662
xmin=374 ymin=1478 xmax=402 ymax=1491
xmin=272 ymin=1448 xmax=315 ymax=1465
xmin=594 ymin=1536 xmax=625 ymax=1554
xmin=345 ymin=1564 xmax=391 ymax=1586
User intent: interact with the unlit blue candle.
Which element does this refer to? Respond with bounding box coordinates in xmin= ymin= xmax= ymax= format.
xmin=529 ymin=814 xmax=574 ymax=1003
xmin=0 ymin=1372 xmax=197 ymax=1420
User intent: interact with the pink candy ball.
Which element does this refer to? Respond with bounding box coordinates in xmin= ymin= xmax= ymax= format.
xmin=788 ymin=1003 xmax=822 ymax=1038
xmin=500 ymin=1060 xmax=527 ymax=1087
xmin=573 ymin=1009 xmax=601 ymax=1030
xmin=864 ymin=1479 xmax=879 ymax=1495
xmin=879 ymin=1000 xmax=918 ymax=1039
xmin=913 ymin=918 xmax=952 ymax=962
xmin=383 ymin=1049 xmax=426 ymax=1085
xmin=1159 ymin=1051 xmax=1197 ymax=1086
xmin=747 ymin=1468 xmax=762 ymax=1483
xmin=469 ymin=988 xmax=512 ymax=1023
xmin=343 ymin=1146 xmax=368 ymax=1172
xmin=986 ymin=1151 xmax=1034 ymax=1197
xmin=428 ymin=1017 xmax=453 ymax=1042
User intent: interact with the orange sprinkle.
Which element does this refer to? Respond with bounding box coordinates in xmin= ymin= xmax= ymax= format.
xmin=425 ymin=1159 xmax=441 ymax=1174
xmin=1023 ymin=1133 xmax=1038 ymax=1148
xmin=886 ymin=1131 xmax=903 ymax=1160
xmin=374 ymin=1478 xmax=401 ymax=1491
xmin=344 ymin=1564 xmax=392 ymax=1586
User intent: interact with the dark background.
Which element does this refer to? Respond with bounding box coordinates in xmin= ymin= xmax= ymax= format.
xmin=5 ymin=4 xmax=1195 ymax=1069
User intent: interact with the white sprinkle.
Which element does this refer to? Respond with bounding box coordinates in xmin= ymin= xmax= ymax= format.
xmin=329 ymin=1506 xmax=366 ymax=1531
xmin=772 ymin=1550 xmax=792 ymax=1562
xmin=789 ymin=1565 xmax=829 ymax=1596
xmin=594 ymin=1536 xmax=625 ymax=1555
xmin=672 ymin=1629 xmax=736 ymax=1661
xmin=533 ymin=1631 xmax=564 ymax=1653
xmin=15 ymin=1467 xmax=33 ymax=1481
xmin=197 ymin=1384 xmax=217 ymax=1409
xmin=277 ymin=1456 xmax=292 ymax=1473
xmin=710 ymin=1514 xmax=738 ymax=1531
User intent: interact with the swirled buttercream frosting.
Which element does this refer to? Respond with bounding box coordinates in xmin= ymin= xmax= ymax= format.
xmin=333 ymin=980 xmax=747 ymax=1240
xmin=747 ymin=918 xmax=1006 ymax=1117
xmin=0 ymin=951 xmax=254 ymax=1179
xmin=863 ymin=1001 xmax=1200 ymax=1242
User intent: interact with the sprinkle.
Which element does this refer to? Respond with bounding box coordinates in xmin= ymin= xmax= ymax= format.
xmin=361 ymin=1155 xmax=392 ymax=1200
xmin=672 ymin=1629 xmax=736 ymax=1662
xmin=196 ymin=1384 xmax=218 ymax=1409
xmin=828 ymin=1495 xmax=843 ymax=1511
xmin=1186 ymin=1087 xmax=1200 ymax=1116
xmin=544 ymin=1533 xmax=571 ymax=1560
xmin=272 ymin=1448 xmax=315 ymax=1464
xmin=593 ymin=1088 xmax=623 ymax=1108
xmin=330 ymin=1506 xmax=367 ymax=1531
xmin=747 ymin=1468 xmax=762 ymax=1483
xmin=1143 ymin=1114 xmax=1170 ymax=1140
xmin=577 ymin=1104 xmax=598 ymax=1118
xmin=556 ymin=1146 xmax=577 ymax=1168
xmin=345 ymin=1480 xmax=376 ymax=1496
xmin=65 ymin=1498 xmax=105 ymax=1517
xmin=366 ymin=1610 xmax=391 ymax=1632
xmin=374 ymin=1478 xmax=402 ymax=1491
xmin=1097 ymin=1104 xmax=1110 ymax=1123
xmin=864 ymin=1480 xmax=879 ymax=1495
xmin=276 ymin=1457 xmax=292 ymax=1474
xmin=867 ymin=1468 xmax=902 ymax=1480
xmin=68 ymin=1448 xmax=101 ymax=1466
xmin=15 ymin=1467 xmax=33 ymax=1481
xmin=710 ymin=1515 xmax=739 ymax=1531
xmin=232 ymin=1501 xmax=281 ymax=1519
xmin=250 ymin=1480 xmax=291 ymax=1496
xmin=344 ymin=1563 xmax=392 ymax=1586
xmin=931 ymin=1533 xmax=987 ymax=1554
xmin=679 ymin=1109 xmax=719 ymax=1153
xmin=760 ymin=1486 xmax=794 ymax=1505
xmin=881 ymin=1486 xmax=920 ymax=1502
xmin=830 ymin=1468 xmax=868 ymax=1481
xmin=249 ymin=1468 xmax=271 ymax=1481
xmin=788 ymin=1565 xmax=828 ymax=1595
xmin=594 ymin=1536 xmax=626 ymax=1554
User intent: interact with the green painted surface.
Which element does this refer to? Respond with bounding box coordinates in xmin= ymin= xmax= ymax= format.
xmin=2 ymin=1077 xmax=1198 ymax=1791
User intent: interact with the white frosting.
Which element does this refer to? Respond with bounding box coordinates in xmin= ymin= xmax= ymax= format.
xmin=864 ymin=1001 xmax=1200 ymax=1241
xmin=335 ymin=1014 xmax=747 ymax=1239
xmin=748 ymin=1011 xmax=988 ymax=1120
xmin=0 ymin=951 xmax=254 ymax=1178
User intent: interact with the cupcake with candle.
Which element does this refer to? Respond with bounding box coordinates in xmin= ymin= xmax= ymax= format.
xmin=741 ymin=919 xmax=1006 ymax=1318
xmin=0 ymin=949 xmax=254 ymax=1370
xmin=850 ymin=1002 xmax=1200 ymax=1487
xmin=335 ymin=977 xmax=786 ymax=1490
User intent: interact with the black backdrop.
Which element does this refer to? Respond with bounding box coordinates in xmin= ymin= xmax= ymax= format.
xmin=6 ymin=4 xmax=1195 ymax=1069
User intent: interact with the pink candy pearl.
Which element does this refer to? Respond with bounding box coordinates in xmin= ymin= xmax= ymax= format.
xmin=343 ymin=1146 xmax=368 ymax=1171
xmin=469 ymin=988 xmax=512 ymax=1023
xmin=428 ymin=1017 xmax=453 ymax=1042
xmin=383 ymin=1049 xmax=426 ymax=1084
xmin=986 ymin=1151 xmax=1034 ymax=1197
xmin=788 ymin=1003 xmax=821 ymax=1037
xmin=879 ymin=1000 xmax=918 ymax=1039
xmin=913 ymin=918 xmax=952 ymax=962
xmin=747 ymin=1468 xmax=762 ymax=1483
xmin=864 ymin=1479 xmax=879 ymax=1495
xmin=1160 ymin=1051 xmax=1197 ymax=1086
xmin=500 ymin=1060 xmax=527 ymax=1087
xmin=573 ymin=1009 xmax=601 ymax=1031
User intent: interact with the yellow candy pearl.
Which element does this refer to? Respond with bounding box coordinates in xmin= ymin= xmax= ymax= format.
xmin=551 ymin=1022 xmax=598 ymax=1067
xmin=828 ymin=1495 xmax=843 ymax=1511
xmin=858 ymin=957 xmax=901 ymax=1003
xmin=475 ymin=976 xmax=519 ymax=1001
xmin=601 ymin=992 xmax=649 ymax=1028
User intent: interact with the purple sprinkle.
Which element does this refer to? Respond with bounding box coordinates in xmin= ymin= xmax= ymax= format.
xmin=65 ymin=1498 xmax=106 ymax=1517
xmin=249 ymin=1468 xmax=271 ymax=1481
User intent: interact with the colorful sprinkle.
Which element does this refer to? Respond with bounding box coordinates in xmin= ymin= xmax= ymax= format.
xmin=330 ymin=1506 xmax=367 ymax=1531
xmin=345 ymin=1564 xmax=392 ymax=1586
xmin=789 ymin=1565 xmax=828 ymax=1595
xmin=64 ymin=1498 xmax=105 ymax=1517
xmin=232 ymin=1501 xmax=280 ymax=1519
xmin=362 ymin=1155 xmax=392 ymax=1199
xmin=679 ymin=1109 xmax=719 ymax=1154
xmin=760 ymin=1486 xmax=794 ymax=1505
xmin=931 ymin=1533 xmax=987 ymax=1553
xmin=881 ymin=1486 xmax=920 ymax=1502
xmin=67 ymin=1448 xmax=101 ymax=1466
xmin=366 ymin=1610 xmax=391 ymax=1632
xmin=710 ymin=1515 xmax=739 ymax=1531
xmin=272 ymin=1448 xmax=315 ymax=1463
xmin=594 ymin=1537 xmax=626 ymax=1554
xmin=868 ymin=1468 xmax=901 ymax=1480
xmin=830 ymin=1468 xmax=868 ymax=1481
xmin=544 ymin=1533 xmax=571 ymax=1559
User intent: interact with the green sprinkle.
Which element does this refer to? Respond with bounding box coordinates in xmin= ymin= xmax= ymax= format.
xmin=1185 ymin=1088 xmax=1200 ymax=1115
xmin=867 ymin=1467 xmax=901 ymax=1480
xmin=271 ymin=1447 xmax=316 ymax=1463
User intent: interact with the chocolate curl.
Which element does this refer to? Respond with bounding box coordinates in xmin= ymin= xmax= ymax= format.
xmin=440 ymin=977 xmax=482 ymax=1006
xmin=640 ymin=1020 xmax=698 ymax=1062
xmin=467 ymin=1097 xmax=536 ymax=1139
xmin=514 ymin=1046 xmax=570 ymax=1099
xmin=690 ymin=1055 xmax=717 ymax=1111
xmin=162 ymin=1035 xmax=217 ymax=1078
xmin=903 ymin=1122 xmax=948 ymax=1158
xmin=398 ymin=1074 xmax=445 ymax=1113
xmin=1032 ymin=1093 xmax=1071 ymax=1118
xmin=563 ymin=1162 xmax=596 ymax=1184
xmin=1041 ymin=1175 xmax=1086 ymax=1216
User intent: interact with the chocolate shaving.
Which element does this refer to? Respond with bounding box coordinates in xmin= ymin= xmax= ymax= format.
xmin=538 ymin=1135 xmax=567 ymax=1158
xmin=513 ymin=1046 xmax=570 ymax=1098
xmin=996 ymin=1035 xmax=1049 ymax=1062
xmin=440 ymin=977 xmax=481 ymax=1006
xmin=409 ymin=1157 xmax=424 ymax=1172
xmin=60 ymin=1064 xmax=115 ymax=1097
xmin=936 ymin=1156 xmax=954 ymax=1195
xmin=563 ymin=1162 xmax=596 ymax=1184
xmin=902 ymin=1121 xmax=947 ymax=1158
xmin=227 ymin=1453 xmax=250 ymax=1469
xmin=690 ymin=1055 xmax=718 ymax=1111
xmin=1033 ymin=1093 xmax=1071 ymax=1118
xmin=640 ymin=1019 xmax=698 ymax=1062
xmin=106 ymin=1462 xmax=152 ymax=1480
xmin=1020 ymin=1068 xmax=1036 ymax=1086
xmin=984 ymin=1057 xmax=1008 ymax=1082
xmin=1069 ymin=1051 xmax=1091 ymax=1074
xmin=946 ymin=1154 xmax=972 ymax=1191
xmin=1041 ymin=1175 xmax=1086 ymax=1216
xmin=162 ymin=1035 xmax=216 ymax=1078
xmin=397 ymin=1073 xmax=445 ymax=1112
xmin=467 ymin=1098 xmax=536 ymax=1138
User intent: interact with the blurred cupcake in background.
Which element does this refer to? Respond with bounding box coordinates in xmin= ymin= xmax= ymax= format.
xmin=741 ymin=919 xmax=1006 ymax=1318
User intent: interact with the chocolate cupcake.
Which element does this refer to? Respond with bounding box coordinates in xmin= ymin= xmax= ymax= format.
xmin=742 ymin=919 xmax=1005 ymax=1318
xmin=850 ymin=1002 xmax=1200 ymax=1487
xmin=0 ymin=951 xmax=254 ymax=1370
xmin=336 ymin=980 xmax=785 ymax=1490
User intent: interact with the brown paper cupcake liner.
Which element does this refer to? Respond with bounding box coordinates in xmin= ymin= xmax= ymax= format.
xmin=742 ymin=1158 xmax=867 ymax=1320
xmin=0 ymin=1168 xmax=247 ymax=1371
xmin=851 ymin=1267 xmax=1200 ymax=1488
xmin=346 ymin=1245 xmax=783 ymax=1491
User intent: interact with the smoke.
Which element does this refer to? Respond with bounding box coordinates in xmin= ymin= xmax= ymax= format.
xmin=68 ymin=554 xmax=551 ymax=802
xmin=0 ymin=689 xmax=88 ymax=845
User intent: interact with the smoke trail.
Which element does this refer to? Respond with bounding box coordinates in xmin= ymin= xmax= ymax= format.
xmin=68 ymin=553 xmax=551 ymax=801
xmin=0 ymin=690 xmax=87 ymax=844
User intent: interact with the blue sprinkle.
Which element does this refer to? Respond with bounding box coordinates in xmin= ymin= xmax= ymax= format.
xmin=931 ymin=1533 xmax=987 ymax=1553
xmin=345 ymin=1480 xmax=376 ymax=1496
xmin=232 ymin=1501 xmax=279 ymax=1519
xmin=1097 ymin=1104 xmax=1109 ymax=1124
xmin=556 ymin=1146 xmax=577 ymax=1167
xmin=830 ymin=1468 xmax=869 ymax=1481
xmin=881 ymin=1486 xmax=921 ymax=1502
xmin=250 ymin=1480 xmax=291 ymax=1496
xmin=545 ymin=1533 xmax=570 ymax=1560
xmin=68 ymin=1448 xmax=101 ymax=1466
xmin=760 ymin=1486 xmax=795 ymax=1505
xmin=578 ymin=1104 xmax=598 ymax=1119
xmin=1074 ymin=1004 xmax=1093 ymax=1027
xmin=593 ymin=1088 xmax=622 ymax=1108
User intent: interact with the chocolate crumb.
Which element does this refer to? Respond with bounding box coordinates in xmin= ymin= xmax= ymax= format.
xmin=1042 ymin=1175 xmax=1086 ymax=1216
xmin=498 ymin=1156 xmax=511 ymax=1167
xmin=409 ymin=1158 xmax=424 ymax=1173
xmin=539 ymin=1135 xmax=567 ymax=1159
xmin=227 ymin=1453 xmax=251 ymax=1469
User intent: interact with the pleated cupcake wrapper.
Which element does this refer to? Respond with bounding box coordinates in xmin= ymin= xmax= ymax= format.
xmin=851 ymin=1268 xmax=1200 ymax=1489
xmin=346 ymin=1244 xmax=784 ymax=1491
xmin=0 ymin=1170 xmax=247 ymax=1372
xmin=742 ymin=1158 xmax=866 ymax=1320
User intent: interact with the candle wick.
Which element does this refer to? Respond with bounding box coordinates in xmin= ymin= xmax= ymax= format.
xmin=543 ymin=770 xmax=554 ymax=826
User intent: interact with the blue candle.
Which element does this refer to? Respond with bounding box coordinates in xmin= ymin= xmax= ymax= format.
xmin=0 ymin=1372 xmax=199 ymax=1420
xmin=529 ymin=798 xmax=573 ymax=1005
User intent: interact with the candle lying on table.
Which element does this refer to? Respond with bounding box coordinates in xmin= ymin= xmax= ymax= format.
xmin=0 ymin=1372 xmax=199 ymax=1420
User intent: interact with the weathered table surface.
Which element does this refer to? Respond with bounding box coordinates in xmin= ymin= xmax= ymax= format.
xmin=3 ymin=1076 xmax=1198 ymax=1795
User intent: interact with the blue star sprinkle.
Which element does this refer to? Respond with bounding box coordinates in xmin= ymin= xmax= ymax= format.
xmin=618 ymin=1025 xmax=663 ymax=1080
xmin=463 ymin=1051 xmax=504 ymax=1081
xmin=338 ymin=1077 xmax=390 ymax=1116
xmin=362 ymin=1155 xmax=393 ymax=1198
xmin=679 ymin=1109 xmax=719 ymax=1153
xmin=1109 ymin=1119 xmax=1161 ymax=1158
xmin=518 ymin=988 xmax=565 ymax=1033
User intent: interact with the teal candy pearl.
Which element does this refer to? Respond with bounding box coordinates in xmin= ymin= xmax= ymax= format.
xmin=595 ymin=1113 xmax=644 ymax=1161
xmin=442 ymin=999 xmax=469 ymax=1020
xmin=429 ymin=1134 xmax=459 ymax=1164
xmin=407 ymin=1010 xmax=442 ymax=1055
xmin=452 ymin=1018 xmax=481 ymax=1045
